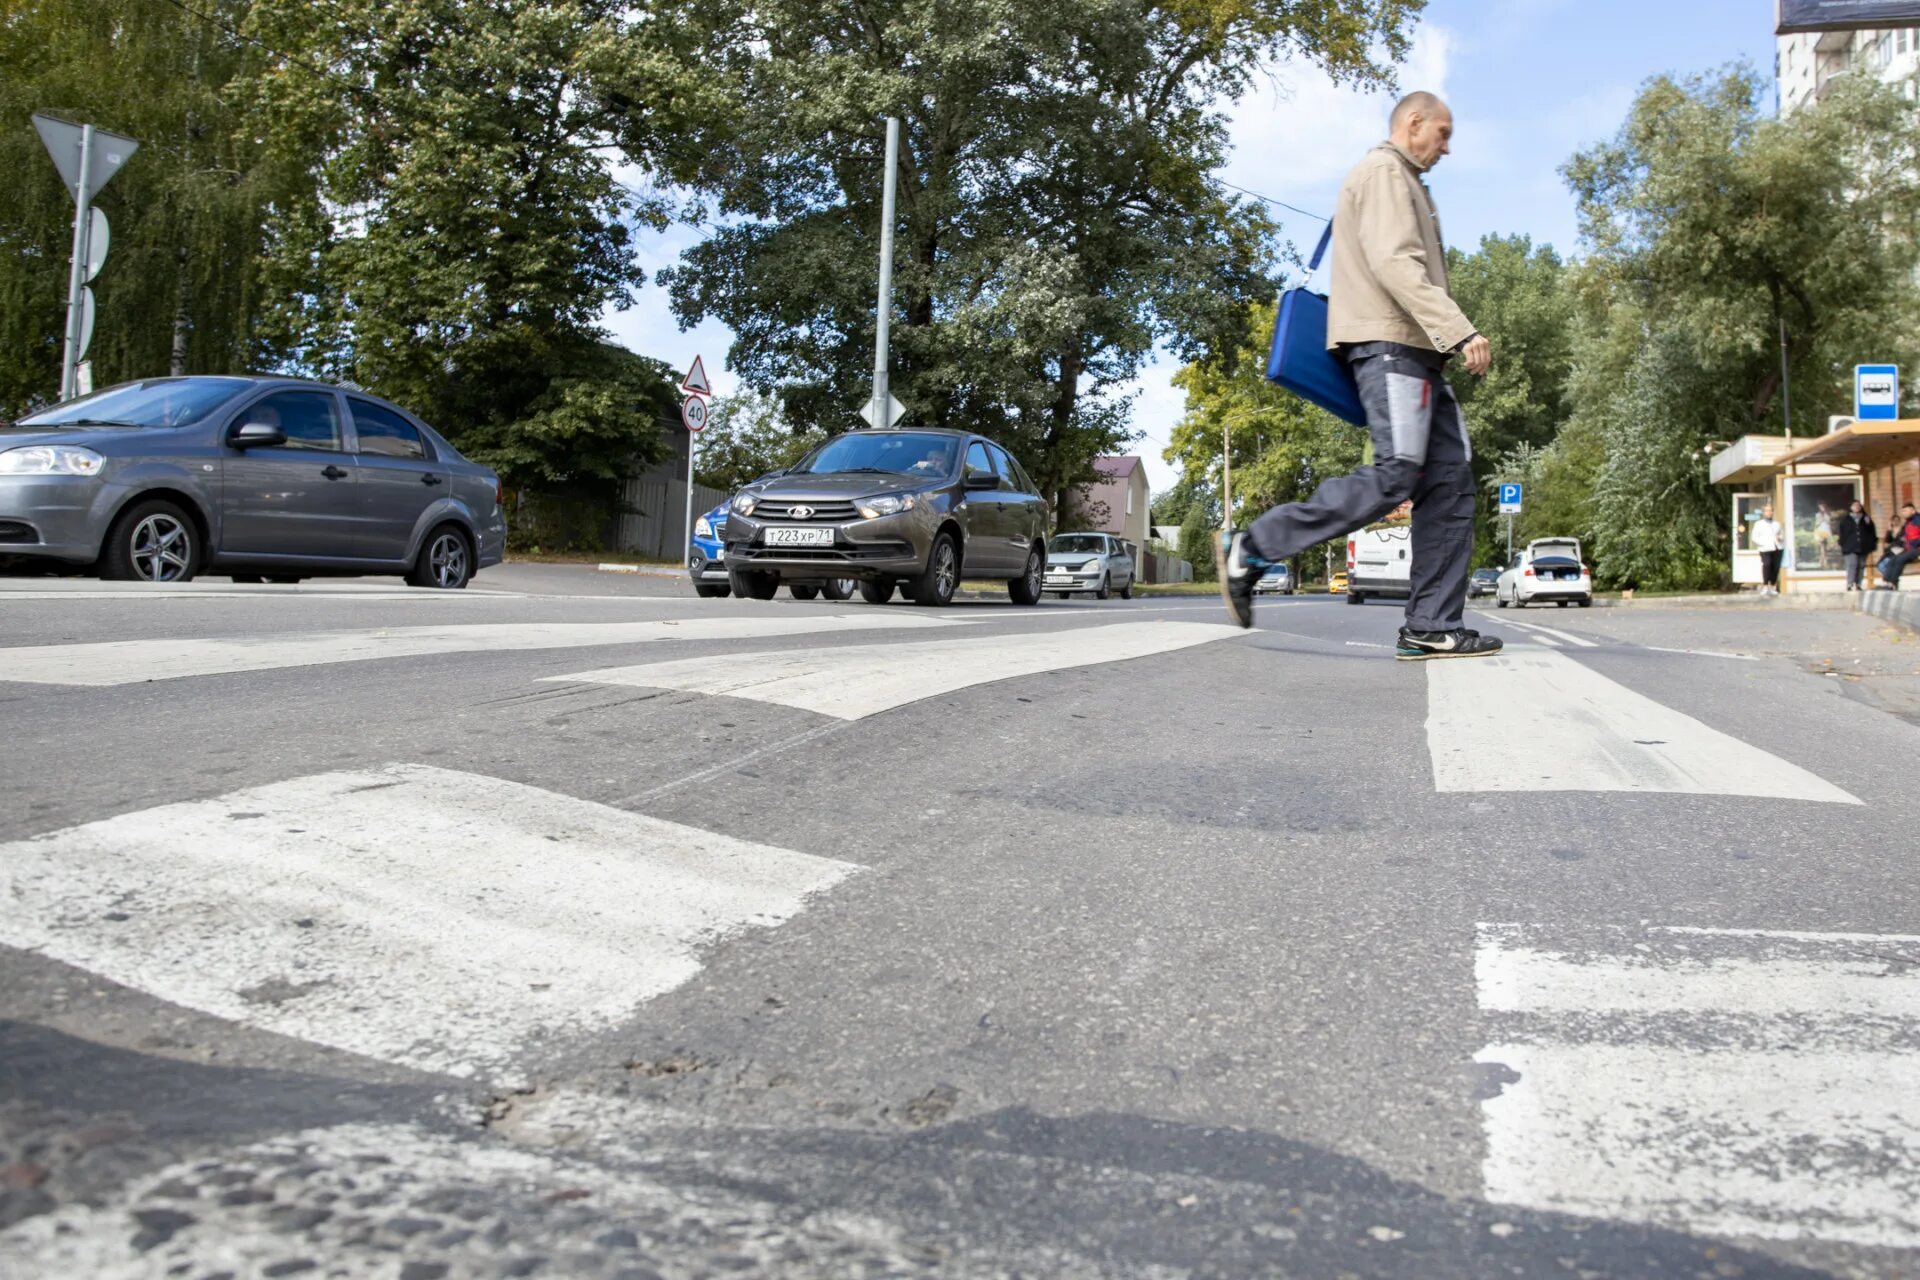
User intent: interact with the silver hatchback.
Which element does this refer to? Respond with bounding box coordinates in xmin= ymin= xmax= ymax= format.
xmin=0 ymin=376 xmax=506 ymax=587
xmin=1043 ymin=532 xmax=1135 ymax=599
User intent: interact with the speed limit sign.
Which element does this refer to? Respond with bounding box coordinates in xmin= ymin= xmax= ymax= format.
xmin=681 ymin=394 xmax=709 ymax=433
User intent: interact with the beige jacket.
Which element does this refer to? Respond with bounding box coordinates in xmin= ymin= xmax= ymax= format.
xmin=1326 ymin=142 xmax=1476 ymax=354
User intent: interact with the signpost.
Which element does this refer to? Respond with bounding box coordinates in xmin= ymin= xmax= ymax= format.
xmin=33 ymin=114 xmax=137 ymax=401
xmin=1499 ymin=482 xmax=1523 ymax=559
xmin=862 ymin=116 xmax=902 ymax=429
xmin=680 ymin=358 xmax=712 ymax=569
xmin=1855 ymin=364 xmax=1899 ymax=421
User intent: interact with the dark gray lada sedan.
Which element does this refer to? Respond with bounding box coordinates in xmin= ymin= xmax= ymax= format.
xmin=0 ymin=376 xmax=506 ymax=587
xmin=723 ymin=428 xmax=1049 ymax=607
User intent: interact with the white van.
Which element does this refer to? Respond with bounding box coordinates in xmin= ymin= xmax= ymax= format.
xmin=1346 ymin=522 xmax=1412 ymax=605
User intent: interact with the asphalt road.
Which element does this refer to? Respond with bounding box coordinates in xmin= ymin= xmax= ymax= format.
xmin=2 ymin=565 xmax=1918 ymax=1279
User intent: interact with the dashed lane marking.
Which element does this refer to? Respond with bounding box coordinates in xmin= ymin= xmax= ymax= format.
xmin=1426 ymin=645 xmax=1858 ymax=803
xmin=0 ymin=764 xmax=857 ymax=1080
xmin=1476 ymin=922 xmax=1920 ymax=1247
xmin=546 ymin=620 xmax=1245 ymax=721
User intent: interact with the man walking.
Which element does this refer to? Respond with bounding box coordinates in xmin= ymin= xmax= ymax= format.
xmin=1215 ymin=92 xmax=1500 ymax=660
xmin=1837 ymin=500 xmax=1876 ymax=591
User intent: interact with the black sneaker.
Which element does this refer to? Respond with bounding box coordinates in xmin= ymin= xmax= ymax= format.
xmin=1395 ymin=629 xmax=1505 ymax=661
xmin=1214 ymin=530 xmax=1262 ymax=628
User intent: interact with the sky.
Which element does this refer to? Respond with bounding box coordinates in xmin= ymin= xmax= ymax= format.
xmin=603 ymin=0 xmax=1779 ymax=494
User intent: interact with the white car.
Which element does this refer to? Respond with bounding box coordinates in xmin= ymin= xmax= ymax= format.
xmin=1346 ymin=524 xmax=1412 ymax=605
xmin=1253 ymin=563 xmax=1293 ymax=595
xmin=1497 ymin=537 xmax=1593 ymax=608
xmin=1042 ymin=532 xmax=1135 ymax=599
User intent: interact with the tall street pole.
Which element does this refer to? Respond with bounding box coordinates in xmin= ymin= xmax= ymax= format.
xmin=1779 ymin=316 xmax=1793 ymax=440
xmin=60 ymin=124 xmax=95 ymax=401
xmin=1222 ymin=422 xmax=1232 ymax=529
xmin=869 ymin=117 xmax=900 ymax=429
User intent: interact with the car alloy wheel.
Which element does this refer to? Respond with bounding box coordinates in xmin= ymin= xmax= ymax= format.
xmin=1008 ymin=545 xmax=1044 ymax=605
xmin=130 ymin=512 xmax=193 ymax=583
xmin=426 ymin=531 xmax=468 ymax=588
xmin=909 ymin=534 xmax=958 ymax=606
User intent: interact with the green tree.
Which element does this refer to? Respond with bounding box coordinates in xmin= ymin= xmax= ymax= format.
xmin=239 ymin=0 xmax=672 ymax=491
xmin=0 ymin=0 xmax=290 ymax=415
xmin=693 ymin=389 xmax=829 ymax=492
xmin=1164 ymin=299 xmax=1365 ymax=568
xmin=1557 ymin=66 xmax=1920 ymax=587
xmin=635 ymin=0 xmax=1423 ymax=513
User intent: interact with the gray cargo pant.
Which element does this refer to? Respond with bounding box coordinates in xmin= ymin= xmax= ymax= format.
xmin=1245 ymin=345 xmax=1475 ymax=633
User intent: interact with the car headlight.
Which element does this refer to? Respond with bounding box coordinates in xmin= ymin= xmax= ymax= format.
xmin=694 ymin=515 xmax=714 ymax=538
xmin=0 ymin=445 xmax=104 ymax=476
xmin=1078 ymin=561 xmax=1102 ymax=575
xmin=731 ymin=493 xmax=757 ymax=516
xmin=856 ymin=493 xmax=917 ymax=519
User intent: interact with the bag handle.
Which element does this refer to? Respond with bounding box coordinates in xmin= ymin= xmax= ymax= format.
xmin=1308 ymin=221 xmax=1333 ymax=272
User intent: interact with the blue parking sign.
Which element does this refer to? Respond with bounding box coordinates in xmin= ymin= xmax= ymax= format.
xmin=1498 ymin=483 xmax=1523 ymax=514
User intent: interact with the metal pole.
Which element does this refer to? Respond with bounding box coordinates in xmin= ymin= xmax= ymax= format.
xmin=60 ymin=124 xmax=94 ymax=401
xmin=1779 ymin=316 xmax=1793 ymax=439
xmin=683 ymin=426 xmax=697 ymax=569
xmin=1222 ymin=422 xmax=1232 ymax=529
xmin=870 ymin=117 xmax=900 ymax=428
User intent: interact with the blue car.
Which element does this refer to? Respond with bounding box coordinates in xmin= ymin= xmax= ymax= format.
xmin=688 ymin=499 xmax=732 ymax=597
xmin=689 ymin=495 xmax=856 ymax=601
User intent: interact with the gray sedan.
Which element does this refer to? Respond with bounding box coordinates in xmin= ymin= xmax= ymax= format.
xmin=0 ymin=376 xmax=506 ymax=587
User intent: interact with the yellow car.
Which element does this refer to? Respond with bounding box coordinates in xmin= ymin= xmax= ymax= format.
xmin=1328 ymin=572 xmax=1348 ymax=594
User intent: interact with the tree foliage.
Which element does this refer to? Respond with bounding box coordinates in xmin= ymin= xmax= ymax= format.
xmin=236 ymin=0 xmax=673 ymax=488
xmin=693 ymin=389 xmax=830 ymax=492
xmin=0 ymin=0 xmax=290 ymax=416
xmin=639 ymin=0 xmax=1424 ymax=512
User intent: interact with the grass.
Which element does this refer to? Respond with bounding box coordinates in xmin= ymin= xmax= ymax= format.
xmin=506 ymin=549 xmax=679 ymax=567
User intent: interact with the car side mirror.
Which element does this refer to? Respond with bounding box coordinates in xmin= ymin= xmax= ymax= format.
xmin=964 ymin=473 xmax=997 ymax=491
xmin=232 ymin=422 xmax=287 ymax=449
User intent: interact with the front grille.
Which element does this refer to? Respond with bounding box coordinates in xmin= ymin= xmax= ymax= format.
xmin=753 ymin=499 xmax=861 ymax=521
xmin=728 ymin=540 xmax=912 ymax=564
xmin=0 ymin=520 xmax=36 ymax=544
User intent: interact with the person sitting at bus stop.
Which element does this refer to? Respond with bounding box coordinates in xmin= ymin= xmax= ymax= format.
xmin=1877 ymin=503 xmax=1920 ymax=589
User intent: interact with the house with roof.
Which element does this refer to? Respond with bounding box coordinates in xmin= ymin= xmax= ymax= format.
xmin=1074 ymin=456 xmax=1152 ymax=555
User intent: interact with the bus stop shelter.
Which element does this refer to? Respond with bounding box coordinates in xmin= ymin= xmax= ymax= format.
xmin=1710 ymin=422 xmax=1920 ymax=592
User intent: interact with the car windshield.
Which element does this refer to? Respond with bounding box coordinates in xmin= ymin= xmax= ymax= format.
xmin=1049 ymin=536 xmax=1106 ymax=554
xmin=16 ymin=377 xmax=252 ymax=430
xmin=794 ymin=433 xmax=958 ymax=478
xmin=1261 ymin=566 xmax=1288 ymax=577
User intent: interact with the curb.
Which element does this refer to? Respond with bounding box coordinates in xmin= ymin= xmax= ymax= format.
xmin=1857 ymin=589 xmax=1920 ymax=633
xmin=595 ymin=563 xmax=680 ymax=578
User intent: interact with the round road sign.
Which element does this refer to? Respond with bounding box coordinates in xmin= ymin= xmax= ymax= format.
xmin=681 ymin=394 xmax=709 ymax=433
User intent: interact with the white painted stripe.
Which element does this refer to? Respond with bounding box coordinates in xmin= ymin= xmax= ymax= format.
xmin=1483 ymin=614 xmax=1595 ymax=647
xmin=1644 ymin=646 xmax=1760 ymax=662
xmin=1657 ymin=925 xmax=1920 ymax=943
xmin=1426 ymin=646 xmax=1858 ymax=803
xmin=0 ymin=613 xmax=961 ymax=686
xmin=0 ymin=765 xmax=857 ymax=1080
xmin=1476 ymin=929 xmax=1920 ymax=1020
xmin=1478 ymin=1042 xmax=1920 ymax=1246
xmin=550 ymin=620 xmax=1244 ymax=720
xmin=1476 ymin=922 xmax=1920 ymax=1247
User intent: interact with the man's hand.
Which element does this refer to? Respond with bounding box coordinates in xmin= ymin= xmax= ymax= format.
xmin=1460 ymin=333 xmax=1491 ymax=377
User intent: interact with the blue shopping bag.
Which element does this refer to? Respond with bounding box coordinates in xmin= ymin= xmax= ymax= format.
xmin=1265 ymin=223 xmax=1366 ymax=426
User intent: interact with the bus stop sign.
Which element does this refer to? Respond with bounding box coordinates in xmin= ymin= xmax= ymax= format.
xmin=1856 ymin=365 xmax=1899 ymax=421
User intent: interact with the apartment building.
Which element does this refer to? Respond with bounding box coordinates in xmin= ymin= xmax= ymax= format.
xmin=1779 ymin=24 xmax=1920 ymax=114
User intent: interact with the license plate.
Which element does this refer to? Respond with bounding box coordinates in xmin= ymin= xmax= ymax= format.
xmin=1045 ymin=575 xmax=1074 ymax=585
xmin=765 ymin=527 xmax=834 ymax=547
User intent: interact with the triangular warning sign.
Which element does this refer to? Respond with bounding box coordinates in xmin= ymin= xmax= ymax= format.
xmin=680 ymin=355 xmax=712 ymax=397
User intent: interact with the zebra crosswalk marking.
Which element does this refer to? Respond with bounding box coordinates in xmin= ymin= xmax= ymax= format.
xmin=1426 ymin=646 xmax=1858 ymax=802
xmin=0 ymin=764 xmax=857 ymax=1081
xmin=546 ymin=620 xmax=1244 ymax=720
xmin=1475 ymin=923 xmax=1920 ymax=1247
xmin=0 ymin=613 xmax=963 ymax=687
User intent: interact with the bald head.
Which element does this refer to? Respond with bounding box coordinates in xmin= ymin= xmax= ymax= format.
xmin=1388 ymin=91 xmax=1453 ymax=170
xmin=1390 ymin=91 xmax=1444 ymax=131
